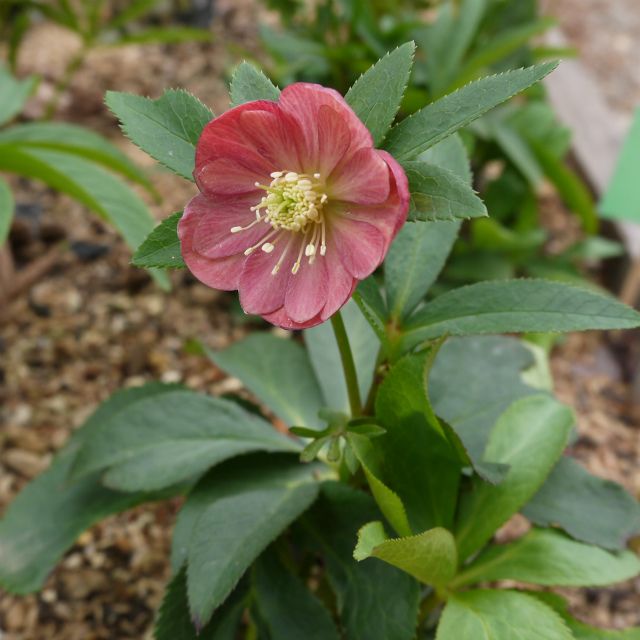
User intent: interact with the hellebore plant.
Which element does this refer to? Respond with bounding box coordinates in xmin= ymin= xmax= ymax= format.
xmin=2 ymin=44 xmax=640 ymax=640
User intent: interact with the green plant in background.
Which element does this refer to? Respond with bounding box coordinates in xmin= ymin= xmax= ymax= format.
xmin=2 ymin=48 xmax=640 ymax=639
xmin=0 ymin=64 xmax=169 ymax=288
xmin=260 ymin=0 xmax=616 ymax=289
xmin=0 ymin=0 xmax=212 ymax=117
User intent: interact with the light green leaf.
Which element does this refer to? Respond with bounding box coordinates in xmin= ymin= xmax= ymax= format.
xmin=154 ymin=568 xmax=246 ymax=640
xmin=229 ymin=62 xmax=280 ymax=106
xmin=0 ymin=384 xmax=185 ymax=594
xmin=355 ymin=522 xmax=457 ymax=587
xmin=0 ymin=176 xmax=14 ymax=245
xmin=375 ymin=351 xmax=461 ymax=532
xmin=207 ymin=333 xmax=324 ymax=428
xmin=455 ymin=395 xmax=573 ymax=561
xmin=307 ymin=483 xmax=420 ymax=640
xmin=253 ymin=549 xmax=340 ymax=640
xmin=305 ymin=300 xmax=378 ymax=413
xmin=523 ymin=456 xmax=640 ymax=550
xmin=455 ymin=528 xmax=640 ymax=588
xmin=430 ymin=336 xmax=538 ymax=463
xmin=0 ymin=122 xmax=154 ymax=193
xmin=403 ymin=160 xmax=487 ymax=222
xmin=436 ymin=590 xmax=574 ymax=640
xmin=402 ymin=279 xmax=640 ymax=351
xmin=105 ymin=89 xmax=213 ymax=180
xmin=133 ymin=211 xmax=185 ymax=269
xmin=344 ymin=41 xmax=415 ymax=145
xmin=185 ymin=455 xmax=321 ymax=627
xmin=0 ymin=67 xmax=37 ymax=126
xmin=0 ymin=144 xmax=168 ymax=288
xmin=70 ymin=388 xmax=298 ymax=491
xmin=383 ymin=63 xmax=558 ymax=161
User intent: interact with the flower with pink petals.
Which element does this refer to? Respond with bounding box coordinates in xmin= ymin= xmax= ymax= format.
xmin=178 ymin=82 xmax=410 ymax=329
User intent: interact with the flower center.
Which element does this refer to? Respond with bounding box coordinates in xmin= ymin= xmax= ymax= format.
xmin=230 ymin=170 xmax=329 ymax=275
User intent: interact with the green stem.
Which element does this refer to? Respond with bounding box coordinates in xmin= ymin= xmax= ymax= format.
xmin=43 ymin=45 xmax=88 ymax=120
xmin=330 ymin=311 xmax=362 ymax=417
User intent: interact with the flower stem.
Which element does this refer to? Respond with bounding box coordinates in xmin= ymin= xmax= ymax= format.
xmin=330 ymin=311 xmax=361 ymax=417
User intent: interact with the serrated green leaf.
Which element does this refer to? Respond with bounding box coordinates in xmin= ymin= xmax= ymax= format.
xmin=253 ymin=548 xmax=340 ymax=640
xmin=455 ymin=395 xmax=573 ymax=561
xmin=455 ymin=528 xmax=640 ymax=589
xmin=105 ymin=89 xmax=213 ymax=180
xmin=383 ymin=63 xmax=558 ymax=161
xmin=403 ymin=160 xmax=487 ymax=222
xmin=229 ymin=62 xmax=281 ymax=106
xmin=305 ymin=300 xmax=378 ymax=413
xmin=0 ymin=122 xmax=155 ymax=194
xmin=344 ymin=41 xmax=415 ymax=145
xmin=0 ymin=384 xmax=185 ymax=594
xmin=133 ymin=211 xmax=185 ymax=268
xmin=523 ymin=456 xmax=640 ymax=550
xmin=70 ymin=388 xmax=298 ymax=491
xmin=0 ymin=176 xmax=14 ymax=245
xmin=306 ymin=483 xmax=420 ymax=640
xmin=0 ymin=67 xmax=37 ymax=126
xmin=155 ymin=568 xmax=246 ymax=640
xmin=184 ymin=455 xmax=321 ymax=627
xmin=206 ymin=333 xmax=324 ymax=428
xmin=0 ymin=143 xmax=168 ymax=288
xmin=436 ymin=590 xmax=574 ymax=640
xmin=355 ymin=522 xmax=457 ymax=587
xmin=402 ymin=279 xmax=640 ymax=352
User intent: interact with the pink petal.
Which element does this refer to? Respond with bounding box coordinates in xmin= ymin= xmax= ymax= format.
xmin=328 ymin=148 xmax=390 ymax=204
xmin=378 ymin=150 xmax=411 ymax=236
xmin=179 ymin=197 xmax=246 ymax=290
xmin=321 ymin=245 xmax=357 ymax=321
xmin=262 ymin=306 xmax=322 ymax=330
xmin=196 ymin=156 xmax=269 ymax=196
xmin=188 ymin=193 xmax=271 ymax=260
xmin=238 ymin=236 xmax=296 ymax=315
xmin=284 ymin=255 xmax=329 ymax=323
xmin=329 ymin=216 xmax=386 ymax=279
xmin=316 ymin=105 xmax=351 ymax=176
xmin=278 ymin=83 xmax=372 ymax=165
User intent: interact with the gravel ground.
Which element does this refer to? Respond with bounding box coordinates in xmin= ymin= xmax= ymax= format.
xmin=1 ymin=1 xmax=640 ymax=638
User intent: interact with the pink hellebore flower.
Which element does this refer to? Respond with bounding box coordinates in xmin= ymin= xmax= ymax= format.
xmin=179 ymin=82 xmax=410 ymax=329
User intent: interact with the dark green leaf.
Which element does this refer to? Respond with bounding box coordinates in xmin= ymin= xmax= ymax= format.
xmin=455 ymin=395 xmax=573 ymax=561
xmin=375 ymin=351 xmax=461 ymax=532
xmin=133 ymin=211 xmax=185 ymax=268
xmin=523 ymin=456 xmax=640 ymax=550
xmin=105 ymin=89 xmax=213 ymax=180
xmin=155 ymin=568 xmax=246 ymax=640
xmin=344 ymin=42 xmax=415 ymax=145
xmin=402 ymin=280 xmax=640 ymax=351
xmin=108 ymin=0 xmax=161 ymax=29
xmin=436 ymin=590 xmax=573 ymax=640
xmin=70 ymin=388 xmax=298 ymax=491
xmin=184 ymin=455 xmax=321 ymax=627
xmin=455 ymin=528 xmax=640 ymax=589
xmin=0 ymin=176 xmax=14 ymax=245
xmin=306 ymin=483 xmax=420 ymax=640
xmin=253 ymin=548 xmax=340 ymax=640
xmin=0 ymin=384 xmax=184 ymax=594
xmin=384 ymin=63 xmax=558 ymax=161
xmin=403 ymin=160 xmax=487 ymax=222
xmin=207 ymin=333 xmax=324 ymax=428
xmin=230 ymin=62 xmax=280 ymax=106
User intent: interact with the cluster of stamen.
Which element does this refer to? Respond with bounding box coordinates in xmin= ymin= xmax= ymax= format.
xmin=230 ymin=171 xmax=329 ymax=275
